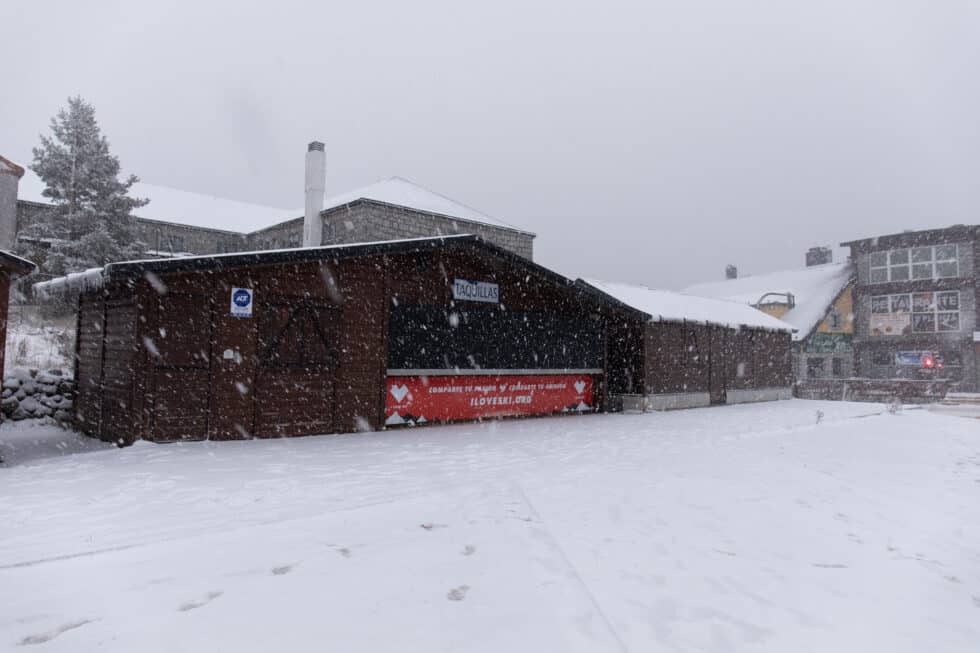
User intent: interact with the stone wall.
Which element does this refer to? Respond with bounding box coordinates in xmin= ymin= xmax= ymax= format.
xmin=323 ymin=201 xmax=534 ymax=259
xmin=18 ymin=197 xmax=535 ymax=261
xmin=2 ymin=368 xmax=75 ymax=423
xmin=247 ymin=201 xmax=534 ymax=259
xmin=133 ymin=219 xmax=247 ymax=255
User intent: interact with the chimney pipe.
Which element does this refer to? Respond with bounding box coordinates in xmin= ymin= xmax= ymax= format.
xmin=303 ymin=141 xmax=325 ymax=247
xmin=725 ymin=264 xmax=738 ymax=280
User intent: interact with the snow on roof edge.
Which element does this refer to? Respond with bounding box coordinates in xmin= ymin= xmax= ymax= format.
xmin=34 ymin=268 xmax=105 ymax=298
xmin=582 ymin=278 xmax=795 ymax=333
xmin=33 ymin=235 xmax=479 ymax=297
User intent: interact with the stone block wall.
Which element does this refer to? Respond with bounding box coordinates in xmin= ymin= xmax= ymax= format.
xmin=133 ymin=219 xmax=247 ymax=255
xmin=1 ymin=367 xmax=75 ymax=423
xmin=18 ymin=197 xmax=535 ymax=261
xmin=321 ymin=201 xmax=534 ymax=259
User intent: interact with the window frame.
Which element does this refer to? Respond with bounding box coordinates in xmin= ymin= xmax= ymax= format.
xmin=868 ymin=245 xmax=959 ymax=283
xmin=871 ymin=290 xmax=960 ymax=335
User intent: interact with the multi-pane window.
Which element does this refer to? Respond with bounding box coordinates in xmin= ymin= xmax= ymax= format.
xmin=828 ymin=308 xmax=842 ymax=330
xmin=870 ymin=291 xmax=959 ymax=335
xmin=869 ymin=245 xmax=958 ymax=283
xmin=806 ymin=357 xmax=826 ymax=378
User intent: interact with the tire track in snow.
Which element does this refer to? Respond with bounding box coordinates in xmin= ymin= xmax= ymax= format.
xmin=513 ymin=483 xmax=631 ymax=653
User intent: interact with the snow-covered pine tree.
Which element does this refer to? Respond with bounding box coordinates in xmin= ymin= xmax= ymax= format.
xmin=21 ymin=97 xmax=147 ymax=275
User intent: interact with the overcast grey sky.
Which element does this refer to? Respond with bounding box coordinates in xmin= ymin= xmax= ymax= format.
xmin=3 ymin=0 xmax=979 ymax=288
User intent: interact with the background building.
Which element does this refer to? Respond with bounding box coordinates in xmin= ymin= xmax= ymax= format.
xmin=683 ymin=249 xmax=855 ymax=385
xmin=4 ymin=151 xmax=535 ymax=261
xmin=581 ymin=279 xmax=795 ymax=410
xmin=842 ymin=225 xmax=979 ymax=392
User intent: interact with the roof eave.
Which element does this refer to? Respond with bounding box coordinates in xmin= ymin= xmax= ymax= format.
xmin=0 ymin=250 xmax=37 ymax=278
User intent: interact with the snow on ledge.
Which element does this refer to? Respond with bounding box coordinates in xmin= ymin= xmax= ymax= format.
xmin=34 ymin=267 xmax=105 ymax=298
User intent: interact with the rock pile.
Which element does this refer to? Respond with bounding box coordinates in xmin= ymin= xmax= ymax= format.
xmin=1 ymin=368 xmax=75 ymax=423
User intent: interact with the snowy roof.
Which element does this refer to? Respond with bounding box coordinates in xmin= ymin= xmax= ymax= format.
xmin=682 ymin=262 xmax=853 ymax=340
xmin=313 ymin=176 xmax=530 ymax=235
xmin=16 ymin=166 xmax=290 ymax=234
xmin=0 ymin=250 xmax=36 ymax=277
xmin=38 ymin=234 xmax=544 ymax=297
xmin=14 ymin=163 xmax=530 ymax=236
xmin=582 ymin=279 xmax=795 ymax=333
xmin=34 ymin=236 xmax=473 ymax=297
xmin=33 ymin=267 xmax=104 ymax=298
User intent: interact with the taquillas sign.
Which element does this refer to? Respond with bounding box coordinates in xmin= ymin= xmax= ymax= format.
xmin=452 ymin=279 xmax=499 ymax=303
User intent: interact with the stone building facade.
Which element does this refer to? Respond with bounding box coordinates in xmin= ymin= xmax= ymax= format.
xmin=248 ymin=200 xmax=534 ymax=259
xmin=842 ymin=225 xmax=979 ymax=392
xmin=10 ymin=166 xmax=535 ymax=261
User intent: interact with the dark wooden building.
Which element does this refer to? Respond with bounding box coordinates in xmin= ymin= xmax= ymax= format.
xmin=581 ymin=279 xmax=794 ymax=410
xmin=66 ymin=236 xmax=611 ymax=444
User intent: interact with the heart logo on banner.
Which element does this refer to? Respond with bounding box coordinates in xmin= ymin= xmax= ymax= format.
xmin=390 ymin=384 xmax=410 ymax=403
xmin=574 ymin=380 xmax=586 ymax=394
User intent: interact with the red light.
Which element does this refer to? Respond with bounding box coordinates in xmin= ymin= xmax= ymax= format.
xmin=922 ymin=354 xmax=935 ymax=369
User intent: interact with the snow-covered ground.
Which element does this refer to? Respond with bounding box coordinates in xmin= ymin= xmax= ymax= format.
xmin=1 ymin=401 xmax=978 ymax=652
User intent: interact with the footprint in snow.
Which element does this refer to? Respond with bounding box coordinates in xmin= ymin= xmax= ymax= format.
xmin=337 ymin=547 xmax=352 ymax=558
xmin=447 ymin=585 xmax=470 ymax=601
xmin=271 ymin=565 xmax=294 ymax=576
xmin=420 ymin=523 xmax=448 ymax=531
xmin=178 ymin=591 xmax=223 ymax=612
xmin=461 ymin=545 xmax=476 ymax=556
xmin=973 ymin=596 xmax=980 ymax=608
xmin=812 ymin=563 xmax=848 ymax=569
xmin=18 ymin=620 xmax=94 ymax=646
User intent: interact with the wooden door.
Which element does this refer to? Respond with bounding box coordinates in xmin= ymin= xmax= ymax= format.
xmin=147 ymin=294 xmax=213 ymax=441
xmin=252 ymin=299 xmax=339 ymax=437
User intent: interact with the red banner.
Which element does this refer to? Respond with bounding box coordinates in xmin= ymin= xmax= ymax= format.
xmin=385 ymin=374 xmax=596 ymax=425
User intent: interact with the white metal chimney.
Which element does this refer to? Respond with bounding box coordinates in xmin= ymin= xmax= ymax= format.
xmin=303 ymin=141 xmax=325 ymax=247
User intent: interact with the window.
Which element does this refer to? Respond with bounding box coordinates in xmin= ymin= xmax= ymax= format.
xmin=936 ymin=291 xmax=960 ymax=331
xmin=871 ymin=291 xmax=960 ymax=335
xmin=169 ymin=235 xmax=185 ymax=252
xmin=806 ymin=357 xmax=826 ymax=378
xmin=869 ymin=245 xmax=959 ymax=283
xmin=943 ymin=350 xmax=964 ymax=366
xmin=828 ymin=308 xmax=842 ymax=330
xmin=832 ymin=358 xmax=843 ymax=377
xmin=872 ymin=350 xmax=893 ymax=366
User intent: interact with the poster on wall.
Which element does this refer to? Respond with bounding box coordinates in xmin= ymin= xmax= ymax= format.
xmin=230 ymin=287 xmax=254 ymax=317
xmin=895 ymin=351 xmax=925 ymax=366
xmin=870 ymin=313 xmax=910 ymax=336
xmin=384 ymin=374 xmax=594 ymax=425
